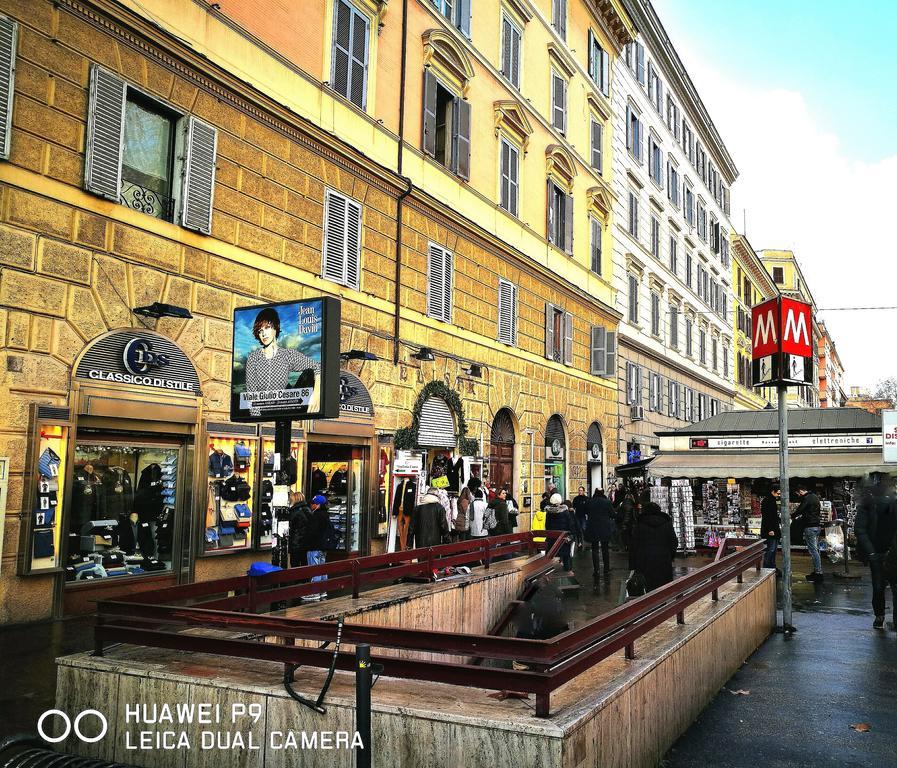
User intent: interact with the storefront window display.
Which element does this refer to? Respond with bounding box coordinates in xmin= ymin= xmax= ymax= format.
xmin=27 ymin=424 xmax=69 ymax=572
xmin=204 ymin=435 xmax=257 ymax=553
xmin=259 ymin=438 xmax=304 ymax=549
xmin=66 ymin=441 xmax=178 ymax=580
xmin=307 ymin=444 xmax=365 ymax=553
xmin=545 ymin=415 xmax=567 ymax=499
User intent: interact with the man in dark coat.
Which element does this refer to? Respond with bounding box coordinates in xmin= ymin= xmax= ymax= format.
xmin=629 ymin=495 xmax=678 ymax=592
xmin=571 ymin=486 xmax=589 ymax=546
xmin=617 ymin=493 xmax=636 ymax=551
xmin=545 ymin=493 xmax=575 ymax=571
xmin=792 ymin=484 xmax=823 ymax=581
xmin=760 ymin=486 xmax=782 ymax=572
xmin=855 ymin=486 xmax=897 ymax=629
xmin=584 ymin=489 xmax=616 ymax=579
xmin=409 ymin=488 xmax=449 ymax=548
xmin=287 ymin=491 xmax=314 ymax=568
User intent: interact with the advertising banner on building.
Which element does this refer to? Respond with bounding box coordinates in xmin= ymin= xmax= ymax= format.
xmin=884 ymin=410 xmax=897 ymax=464
xmin=230 ymin=298 xmax=341 ymax=422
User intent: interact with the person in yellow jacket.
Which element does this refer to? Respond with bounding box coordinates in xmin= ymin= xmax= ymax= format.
xmin=532 ymin=505 xmax=548 ymax=543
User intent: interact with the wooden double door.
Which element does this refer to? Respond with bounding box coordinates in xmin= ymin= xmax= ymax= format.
xmin=489 ymin=442 xmax=514 ymax=493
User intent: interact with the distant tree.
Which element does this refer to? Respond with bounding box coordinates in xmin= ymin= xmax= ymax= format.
xmin=872 ymin=377 xmax=897 ymax=406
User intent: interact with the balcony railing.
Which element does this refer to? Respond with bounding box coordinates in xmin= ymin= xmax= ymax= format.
xmin=120 ymin=179 xmax=173 ymax=221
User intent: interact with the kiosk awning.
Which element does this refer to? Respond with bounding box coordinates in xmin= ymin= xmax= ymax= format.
xmin=646 ymin=451 xmax=893 ymax=480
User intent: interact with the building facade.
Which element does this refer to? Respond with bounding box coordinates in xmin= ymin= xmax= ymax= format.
xmin=817 ymin=321 xmax=846 ymax=408
xmin=845 ymin=387 xmax=892 ymax=415
xmin=759 ymin=249 xmax=820 ymax=408
xmin=610 ymin=0 xmax=737 ymax=470
xmin=0 ymin=0 xmax=637 ymax=623
xmin=730 ymin=232 xmax=777 ymax=410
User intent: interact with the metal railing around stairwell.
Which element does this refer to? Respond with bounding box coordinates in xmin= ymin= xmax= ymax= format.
xmin=93 ymin=534 xmax=764 ymax=717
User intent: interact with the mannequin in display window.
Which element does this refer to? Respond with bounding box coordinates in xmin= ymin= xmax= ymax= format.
xmin=328 ymin=464 xmax=349 ymax=496
xmin=72 ymin=463 xmax=105 ymax=528
xmin=392 ymin=476 xmax=418 ymax=550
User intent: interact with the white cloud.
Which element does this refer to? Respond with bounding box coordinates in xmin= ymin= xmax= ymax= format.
xmin=673 ymin=51 xmax=897 ymax=392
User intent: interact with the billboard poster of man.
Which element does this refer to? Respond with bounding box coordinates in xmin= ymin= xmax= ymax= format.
xmin=231 ymin=298 xmax=340 ymax=422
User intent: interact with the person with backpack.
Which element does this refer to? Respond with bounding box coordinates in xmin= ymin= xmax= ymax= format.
xmin=855 ymin=485 xmax=897 ymax=630
xmin=454 ymin=486 xmax=472 ymax=541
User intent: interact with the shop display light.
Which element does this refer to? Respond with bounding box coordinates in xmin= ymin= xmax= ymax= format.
xmin=411 ymin=347 xmax=435 ymax=362
xmin=132 ymin=302 xmax=193 ymax=319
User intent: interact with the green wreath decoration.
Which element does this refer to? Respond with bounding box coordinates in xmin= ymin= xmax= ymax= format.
xmin=393 ymin=380 xmax=479 ymax=456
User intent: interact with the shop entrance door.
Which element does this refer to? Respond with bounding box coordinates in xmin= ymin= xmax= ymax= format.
xmin=63 ymin=433 xmax=189 ymax=614
xmin=307 ymin=444 xmax=367 ymax=555
xmin=489 ymin=443 xmax=513 ymax=493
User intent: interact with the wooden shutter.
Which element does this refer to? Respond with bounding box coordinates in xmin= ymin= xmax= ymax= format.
xmin=605 ymin=331 xmax=616 ymax=379
xmin=181 ymin=116 xmax=218 ymax=234
xmin=563 ymin=192 xmax=573 ymax=255
xmin=552 ymin=72 xmax=565 ymax=132
xmin=427 ymin=244 xmax=444 ymax=321
xmin=626 ymin=106 xmax=632 ymax=152
xmin=0 ymin=15 xmax=17 ymax=161
xmin=563 ymin=311 xmax=573 ymax=365
xmin=510 ymin=24 xmax=520 ymax=87
xmin=588 ymin=30 xmax=595 ymax=81
xmin=85 ymin=65 xmax=126 ymax=201
xmin=591 ymin=217 xmax=601 ymax=274
xmin=457 ymin=0 xmax=471 ymax=38
xmin=332 ymin=0 xmax=351 ymax=101
xmin=508 ymin=141 xmax=518 ymax=215
xmin=322 ymin=190 xmax=361 ymax=288
xmin=349 ymin=5 xmax=369 ymax=108
xmin=501 ymin=17 xmax=512 ymax=80
xmin=455 ymin=97 xmax=471 ymax=180
xmin=546 ymin=180 xmax=556 ymax=245
xmin=544 ymin=302 xmax=555 ymax=360
xmin=590 ymin=326 xmax=606 ymax=376
xmin=601 ymin=49 xmax=609 ymax=96
xmin=422 ymin=70 xmax=437 ymax=157
xmin=591 ymin=119 xmax=602 ymax=172
xmin=500 ymin=140 xmax=510 ymax=211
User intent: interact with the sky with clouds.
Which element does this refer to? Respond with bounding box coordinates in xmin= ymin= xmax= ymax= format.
xmin=651 ymin=0 xmax=897 ymax=392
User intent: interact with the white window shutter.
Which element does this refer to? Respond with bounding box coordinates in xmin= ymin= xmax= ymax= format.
xmin=601 ymin=331 xmax=613 ymax=381
xmin=181 ymin=116 xmax=218 ymax=234
xmin=601 ymin=49 xmax=609 ymax=96
xmin=443 ymin=247 xmax=453 ymax=322
xmin=590 ymin=326 xmax=606 ymax=375
xmin=0 ymin=15 xmax=17 ymax=161
xmin=563 ymin=311 xmax=573 ymax=365
xmin=345 ymin=197 xmax=361 ymax=289
xmin=545 ymin=302 xmax=555 ymax=360
xmin=563 ymin=192 xmax=573 ymax=255
xmin=510 ymin=283 xmax=518 ymax=344
xmin=85 ymin=65 xmax=126 ymax=201
xmin=427 ymin=244 xmax=444 ymax=321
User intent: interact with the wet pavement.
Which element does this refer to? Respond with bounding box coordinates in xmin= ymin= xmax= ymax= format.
xmin=1 ymin=547 xmax=894 ymax=768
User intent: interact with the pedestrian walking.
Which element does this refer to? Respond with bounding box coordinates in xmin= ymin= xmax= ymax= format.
xmin=545 ymin=493 xmax=575 ymax=571
xmin=572 ymin=486 xmax=589 ymax=546
xmin=629 ymin=491 xmax=678 ymax=593
xmin=792 ymin=484 xmax=823 ymax=581
xmin=409 ymin=487 xmax=450 ymax=548
xmin=761 ymin=485 xmax=782 ymax=573
xmin=305 ymin=494 xmax=331 ymax=599
xmin=469 ymin=488 xmax=494 ymax=538
xmin=287 ymin=491 xmax=313 ymax=568
xmin=454 ymin=486 xmax=472 ymax=541
xmin=584 ymin=489 xmax=616 ymax=579
xmin=504 ymin=485 xmax=520 ymax=531
xmin=855 ymin=485 xmax=897 ymax=630
xmin=488 ymin=488 xmax=513 ymax=536
xmin=617 ymin=493 xmax=637 ymax=551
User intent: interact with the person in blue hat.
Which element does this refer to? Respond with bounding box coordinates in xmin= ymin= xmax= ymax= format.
xmin=305 ymin=494 xmax=331 ymax=600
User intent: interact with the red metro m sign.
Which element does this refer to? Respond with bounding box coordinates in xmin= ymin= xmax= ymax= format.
xmin=751 ymin=297 xmax=814 ymax=387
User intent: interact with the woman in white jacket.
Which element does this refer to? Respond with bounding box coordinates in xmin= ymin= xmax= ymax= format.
xmin=469 ymin=489 xmax=495 ymax=537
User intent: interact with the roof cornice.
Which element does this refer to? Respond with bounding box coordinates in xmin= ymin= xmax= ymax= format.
xmin=621 ymin=0 xmax=738 ymax=184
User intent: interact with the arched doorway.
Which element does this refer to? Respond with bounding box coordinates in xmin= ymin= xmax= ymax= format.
xmin=544 ymin=414 xmax=566 ymax=499
xmin=587 ymin=422 xmax=604 ymax=494
xmin=489 ymin=408 xmax=516 ymax=494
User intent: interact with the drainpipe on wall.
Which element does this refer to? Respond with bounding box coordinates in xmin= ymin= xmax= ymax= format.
xmin=393 ymin=0 xmax=413 ymax=365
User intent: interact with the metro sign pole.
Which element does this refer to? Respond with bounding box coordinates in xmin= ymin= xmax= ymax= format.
xmin=751 ymin=296 xmax=814 ymax=635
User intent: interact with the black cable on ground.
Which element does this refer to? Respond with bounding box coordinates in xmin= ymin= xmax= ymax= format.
xmin=283 ymin=617 xmax=344 ymax=714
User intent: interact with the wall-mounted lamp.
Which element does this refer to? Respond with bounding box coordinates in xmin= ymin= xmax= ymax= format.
xmin=340 ymin=350 xmax=380 ymax=361
xmin=463 ymin=364 xmax=483 ymax=378
xmin=132 ymin=302 xmax=193 ymax=319
xmin=411 ymin=347 xmax=435 ymax=362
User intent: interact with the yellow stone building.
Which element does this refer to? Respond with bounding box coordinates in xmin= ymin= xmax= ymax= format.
xmin=0 ymin=0 xmax=634 ymax=623
xmin=730 ymin=233 xmax=777 ymax=410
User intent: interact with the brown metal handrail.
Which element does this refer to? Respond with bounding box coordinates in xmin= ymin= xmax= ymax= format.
xmin=94 ymin=535 xmax=765 ymax=716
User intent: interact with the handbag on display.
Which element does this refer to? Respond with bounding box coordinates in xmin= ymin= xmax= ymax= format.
xmin=221 ymin=475 xmax=251 ymax=502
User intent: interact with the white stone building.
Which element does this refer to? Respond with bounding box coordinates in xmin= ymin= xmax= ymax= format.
xmin=610 ymin=0 xmax=738 ymax=469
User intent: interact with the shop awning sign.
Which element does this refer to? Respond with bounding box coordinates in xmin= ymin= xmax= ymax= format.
xmin=751 ymin=297 xmax=814 ymax=388
xmin=884 ymin=410 xmax=897 ymax=464
xmin=691 ymin=434 xmax=882 ymax=450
